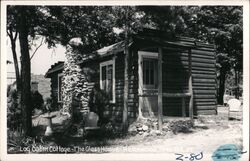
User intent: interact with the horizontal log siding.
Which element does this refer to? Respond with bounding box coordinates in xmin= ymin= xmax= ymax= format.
xmin=161 ymin=46 xmax=216 ymax=116
xmin=108 ymin=51 xmax=139 ymax=124
xmin=80 ymin=56 xmax=125 ymax=127
xmin=50 ymin=72 xmax=62 ymax=110
xmin=192 ymin=47 xmax=217 ymax=115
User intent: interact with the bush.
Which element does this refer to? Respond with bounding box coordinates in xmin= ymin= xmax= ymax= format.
xmin=8 ymin=129 xmax=46 ymax=154
xmin=7 ymin=83 xmax=22 ymax=130
xmin=168 ymin=120 xmax=194 ymax=134
xmin=31 ymin=91 xmax=44 ymax=111
xmin=88 ymin=84 xmax=111 ymax=125
xmin=99 ymin=121 xmax=122 ymax=139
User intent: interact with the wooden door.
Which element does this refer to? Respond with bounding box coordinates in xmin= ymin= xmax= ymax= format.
xmin=138 ymin=51 xmax=158 ymax=117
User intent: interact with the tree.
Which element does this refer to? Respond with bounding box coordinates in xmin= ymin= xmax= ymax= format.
xmin=142 ymin=6 xmax=243 ymax=103
xmin=7 ymin=6 xmax=21 ymax=92
xmin=7 ymin=6 xmax=62 ymax=136
xmin=188 ymin=6 xmax=243 ymax=103
xmin=139 ymin=6 xmax=190 ymax=34
xmin=47 ymin=6 xmax=119 ymax=52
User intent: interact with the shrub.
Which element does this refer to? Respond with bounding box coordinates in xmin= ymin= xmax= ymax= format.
xmin=7 ymin=83 xmax=22 ymax=130
xmin=168 ymin=120 xmax=194 ymax=134
xmin=43 ymin=97 xmax=52 ymax=113
xmin=88 ymin=84 xmax=111 ymax=125
xmin=99 ymin=121 xmax=122 ymax=139
xmin=8 ymin=129 xmax=46 ymax=154
xmin=31 ymin=91 xmax=44 ymax=111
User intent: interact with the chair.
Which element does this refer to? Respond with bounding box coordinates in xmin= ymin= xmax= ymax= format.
xmin=83 ymin=112 xmax=100 ymax=139
xmin=227 ymin=98 xmax=242 ymax=120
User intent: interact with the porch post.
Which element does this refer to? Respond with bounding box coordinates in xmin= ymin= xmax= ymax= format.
xmin=188 ymin=49 xmax=194 ymax=121
xmin=158 ymin=47 xmax=163 ymax=131
xmin=182 ymin=97 xmax=186 ymax=117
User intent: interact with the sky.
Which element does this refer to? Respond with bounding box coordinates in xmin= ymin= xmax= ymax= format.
xmin=7 ymin=36 xmax=66 ymax=75
xmin=6 ymin=27 xmax=124 ymax=76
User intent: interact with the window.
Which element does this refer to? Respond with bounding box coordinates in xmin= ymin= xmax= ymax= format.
xmin=58 ymin=73 xmax=63 ymax=102
xmin=138 ymin=51 xmax=159 ymax=91
xmin=100 ymin=59 xmax=115 ymax=103
xmin=143 ymin=58 xmax=158 ymax=87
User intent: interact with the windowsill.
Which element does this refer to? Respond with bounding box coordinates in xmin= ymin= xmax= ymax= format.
xmin=109 ymin=100 xmax=116 ymax=104
xmin=143 ymin=88 xmax=158 ymax=90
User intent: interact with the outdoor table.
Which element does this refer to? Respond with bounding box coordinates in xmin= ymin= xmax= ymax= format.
xmin=42 ymin=113 xmax=56 ymax=136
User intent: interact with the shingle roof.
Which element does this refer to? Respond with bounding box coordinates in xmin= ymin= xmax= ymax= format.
xmin=44 ymin=61 xmax=64 ymax=78
xmin=77 ymin=35 xmax=199 ymax=65
xmin=96 ymin=41 xmax=125 ymax=56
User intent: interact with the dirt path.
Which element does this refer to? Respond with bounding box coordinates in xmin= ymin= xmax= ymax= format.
xmin=118 ymin=123 xmax=240 ymax=152
xmin=103 ymin=106 xmax=243 ymax=154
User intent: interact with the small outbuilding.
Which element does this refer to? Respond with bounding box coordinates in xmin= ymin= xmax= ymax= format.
xmin=45 ymin=29 xmax=217 ymax=128
xmin=45 ymin=61 xmax=64 ymax=110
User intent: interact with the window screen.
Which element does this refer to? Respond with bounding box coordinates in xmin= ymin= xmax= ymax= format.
xmin=101 ymin=64 xmax=113 ymax=101
xmin=143 ymin=58 xmax=158 ymax=86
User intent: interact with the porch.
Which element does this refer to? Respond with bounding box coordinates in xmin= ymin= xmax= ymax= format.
xmin=137 ymin=47 xmax=194 ymax=130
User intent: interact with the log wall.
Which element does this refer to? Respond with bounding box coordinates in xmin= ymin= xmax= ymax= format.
xmin=160 ymin=44 xmax=216 ymax=116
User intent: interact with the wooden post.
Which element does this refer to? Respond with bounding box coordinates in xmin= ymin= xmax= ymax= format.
xmin=182 ymin=97 xmax=186 ymax=117
xmin=188 ymin=49 xmax=193 ymax=121
xmin=123 ymin=50 xmax=129 ymax=131
xmin=158 ymin=47 xmax=163 ymax=131
xmin=123 ymin=7 xmax=129 ymax=132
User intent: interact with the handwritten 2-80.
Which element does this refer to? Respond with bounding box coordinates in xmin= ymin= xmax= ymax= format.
xmin=175 ymin=152 xmax=203 ymax=161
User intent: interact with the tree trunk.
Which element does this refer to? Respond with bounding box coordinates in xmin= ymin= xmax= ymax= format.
xmin=234 ymin=68 xmax=239 ymax=99
xmin=18 ymin=7 xmax=32 ymax=136
xmin=9 ymin=31 xmax=23 ymax=132
xmin=218 ymin=68 xmax=226 ymax=105
xmin=9 ymin=32 xmax=21 ymax=91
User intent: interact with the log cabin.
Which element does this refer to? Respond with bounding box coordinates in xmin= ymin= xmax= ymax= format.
xmin=45 ymin=29 xmax=217 ymax=129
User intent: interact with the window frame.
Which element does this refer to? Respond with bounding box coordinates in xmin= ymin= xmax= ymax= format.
xmin=57 ymin=73 xmax=63 ymax=103
xmin=142 ymin=58 xmax=158 ymax=87
xmin=100 ymin=58 xmax=116 ymax=103
xmin=138 ymin=51 xmax=159 ymax=90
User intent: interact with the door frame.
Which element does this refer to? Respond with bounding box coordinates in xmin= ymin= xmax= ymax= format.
xmin=138 ymin=51 xmax=159 ymax=118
